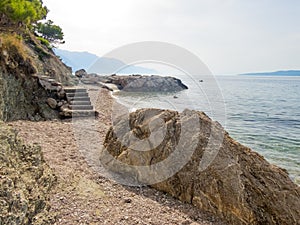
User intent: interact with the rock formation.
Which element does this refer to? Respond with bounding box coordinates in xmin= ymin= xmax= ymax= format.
xmin=107 ymin=74 xmax=188 ymax=92
xmin=102 ymin=108 xmax=300 ymax=225
xmin=78 ymin=73 xmax=188 ymax=92
xmin=75 ymin=69 xmax=87 ymax=78
xmin=0 ymin=122 xmax=56 ymax=224
xmin=0 ymin=30 xmax=75 ymax=121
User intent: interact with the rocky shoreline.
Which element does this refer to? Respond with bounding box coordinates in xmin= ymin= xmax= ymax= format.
xmin=2 ymin=84 xmax=300 ymax=224
xmin=5 ymin=86 xmax=227 ymax=225
xmin=1 ymin=26 xmax=225 ymax=225
xmin=75 ymin=69 xmax=188 ymax=92
xmin=1 ymin=33 xmax=298 ymax=223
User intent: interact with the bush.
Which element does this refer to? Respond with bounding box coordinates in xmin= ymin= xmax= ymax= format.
xmin=37 ymin=36 xmax=51 ymax=49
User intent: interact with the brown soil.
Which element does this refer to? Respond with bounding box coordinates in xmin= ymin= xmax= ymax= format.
xmin=7 ymin=86 xmax=226 ymax=225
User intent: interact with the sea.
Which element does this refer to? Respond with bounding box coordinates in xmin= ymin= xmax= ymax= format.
xmin=112 ymin=75 xmax=300 ymax=184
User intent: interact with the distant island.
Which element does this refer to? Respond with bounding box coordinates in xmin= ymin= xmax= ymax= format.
xmin=240 ymin=70 xmax=300 ymax=76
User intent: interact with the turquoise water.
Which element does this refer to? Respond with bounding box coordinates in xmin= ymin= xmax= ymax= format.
xmin=113 ymin=75 xmax=300 ymax=184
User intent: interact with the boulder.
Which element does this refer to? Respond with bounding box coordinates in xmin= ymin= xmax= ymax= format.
xmin=101 ymin=108 xmax=300 ymax=225
xmin=75 ymin=69 xmax=87 ymax=78
xmin=46 ymin=98 xmax=57 ymax=109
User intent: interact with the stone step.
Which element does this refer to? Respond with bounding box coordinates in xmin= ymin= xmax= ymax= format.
xmin=39 ymin=75 xmax=50 ymax=80
xmin=50 ymin=81 xmax=62 ymax=86
xmin=49 ymin=86 xmax=59 ymax=91
xmin=67 ymin=97 xmax=91 ymax=102
xmin=54 ymin=85 xmax=97 ymax=118
xmin=61 ymin=110 xmax=96 ymax=118
xmin=64 ymin=88 xmax=87 ymax=93
xmin=70 ymin=101 xmax=92 ymax=105
xmin=69 ymin=105 xmax=94 ymax=110
xmin=66 ymin=92 xmax=89 ymax=98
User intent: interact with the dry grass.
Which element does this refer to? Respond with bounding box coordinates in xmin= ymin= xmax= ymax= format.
xmin=0 ymin=33 xmax=28 ymax=59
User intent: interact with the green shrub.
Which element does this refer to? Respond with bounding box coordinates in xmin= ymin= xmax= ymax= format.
xmin=37 ymin=36 xmax=51 ymax=49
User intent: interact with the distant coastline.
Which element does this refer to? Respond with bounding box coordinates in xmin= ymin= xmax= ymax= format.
xmin=240 ymin=70 xmax=300 ymax=76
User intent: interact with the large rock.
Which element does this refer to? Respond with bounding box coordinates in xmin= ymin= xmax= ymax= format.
xmin=107 ymin=75 xmax=188 ymax=92
xmin=75 ymin=69 xmax=87 ymax=78
xmin=46 ymin=98 xmax=57 ymax=109
xmin=101 ymin=108 xmax=300 ymax=225
xmin=0 ymin=122 xmax=56 ymax=224
xmin=77 ymin=74 xmax=188 ymax=92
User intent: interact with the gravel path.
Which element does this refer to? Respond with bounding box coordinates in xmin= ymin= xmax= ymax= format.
xmin=8 ymin=87 xmax=226 ymax=225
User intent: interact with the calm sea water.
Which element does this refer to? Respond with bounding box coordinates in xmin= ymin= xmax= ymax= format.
xmin=113 ymin=75 xmax=300 ymax=184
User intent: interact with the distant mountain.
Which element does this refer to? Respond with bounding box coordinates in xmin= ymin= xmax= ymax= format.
xmin=54 ymin=49 xmax=157 ymax=74
xmin=53 ymin=49 xmax=98 ymax=72
xmin=241 ymin=70 xmax=300 ymax=76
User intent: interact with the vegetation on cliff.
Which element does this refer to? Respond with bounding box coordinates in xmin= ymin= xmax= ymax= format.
xmin=0 ymin=0 xmax=64 ymax=46
xmin=0 ymin=0 xmax=47 ymax=25
xmin=0 ymin=5 xmax=74 ymax=121
xmin=34 ymin=20 xmax=64 ymax=46
xmin=0 ymin=30 xmax=75 ymax=121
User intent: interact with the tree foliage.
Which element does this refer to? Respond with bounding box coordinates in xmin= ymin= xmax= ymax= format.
xmin=0 ymin=0 xmax=65 ymax=47
xmin=0 ymin=0 xmax=48 ymax=25
xmin=35 ymin=20 xmax=64 ymax=45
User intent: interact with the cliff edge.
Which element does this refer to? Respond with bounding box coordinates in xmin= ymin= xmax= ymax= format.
xmin=0 ymin=21 xmax=75 ymax=121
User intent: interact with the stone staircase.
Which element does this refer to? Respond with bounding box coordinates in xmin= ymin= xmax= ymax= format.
xmin=63 ymin=87 xmax=96 ymax=118
xmin=37 ymin=75 xmax=96 ymax=118
xmin=38 ymin=75 xmax=62 ymax=91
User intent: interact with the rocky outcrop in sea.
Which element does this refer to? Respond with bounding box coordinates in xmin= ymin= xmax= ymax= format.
xmin=104 ymin=74 xmax=188 ymax=92
xmin=76 ymin=69 xmax=188 ymax=92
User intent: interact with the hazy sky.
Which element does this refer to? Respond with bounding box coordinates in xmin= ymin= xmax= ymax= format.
xmin=43 ymin=0 xmax=300 ymax=75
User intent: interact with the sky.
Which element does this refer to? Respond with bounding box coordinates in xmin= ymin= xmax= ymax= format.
xmin=42 ymin=0 xmax=300 ymax=75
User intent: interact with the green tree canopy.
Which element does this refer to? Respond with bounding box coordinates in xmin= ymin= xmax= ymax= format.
xmin=0 ymin=0 xmax=48 ymax=25
xmin=35 ymin=20 xmax=64 ymax=45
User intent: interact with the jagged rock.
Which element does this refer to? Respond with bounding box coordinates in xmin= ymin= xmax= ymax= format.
xmin=77 ymin=74 xmax=188 ymax=92
xmin=102 ymin=108 xmax=300 ymax=225
xmin=0 ymin=122 xmax=56 ymax=224
xmin=46 ymin=98 xmax=57 ymax=109
xmin=106 ymin=75 xmax=188 ymax=92
xmin=75 ymin=69 xmax=87 ymax=78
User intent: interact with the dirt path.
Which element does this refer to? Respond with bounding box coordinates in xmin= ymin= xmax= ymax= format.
xmin=8 ymin=87 xmax=226 ymax=225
